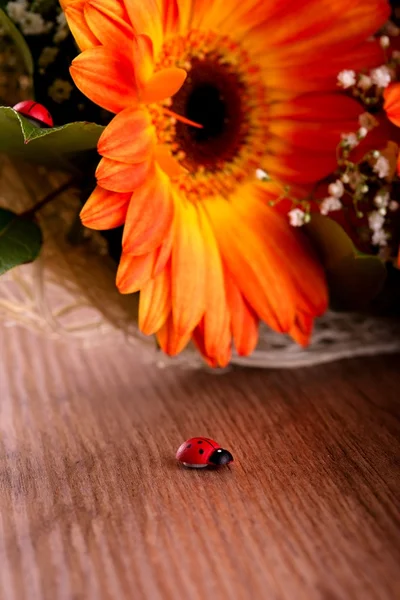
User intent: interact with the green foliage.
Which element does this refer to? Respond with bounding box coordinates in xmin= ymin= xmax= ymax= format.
xmin=0 ymin=106 xmax=104 ymax=168
xmin=0 ymin=8 xmax=34 ymax=75
xmin=0 ymin=208 xmax=42 ymax=275
xmin=306 ymin=214 xmax=387 ymax=309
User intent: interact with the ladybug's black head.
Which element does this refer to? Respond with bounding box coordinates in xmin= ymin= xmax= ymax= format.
xmin=208 ymin=448 xmax=233 ymax=466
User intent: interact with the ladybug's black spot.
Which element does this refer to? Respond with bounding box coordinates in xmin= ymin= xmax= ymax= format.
xmin=187 ymin=444 xmax=192 ymax=449
xmin=197 ymin=440 xmax=203 ymax=444
xmin=199 ymin=449 xmax=204 ymax=455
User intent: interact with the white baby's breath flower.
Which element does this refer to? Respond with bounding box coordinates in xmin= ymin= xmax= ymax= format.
xmin=368 ymin=211 xmax=385 ymax=232
xmin=358 ymin=127 xmax=368 ymax=138
xmin=370 ymin=65 xmax=391 ymax=88
xmin=38 ymin=47 xmax=59 ymax=69
xmin=358 ymin=74 xmax=372 ymax=90
xmin=48 ymin=78 xmax=73 ymax=103
xmin=255 ymin=168 xmax=269 ymax=181
xmin=389 ymin=200 xmax=399 ymax=211
xmin=337 ymin=69 xmax=356 ymax=88
xmin=6 ymin=0 xmax=28 ymax=23
xmin=328 ymin=179 xmax=344 ymax=198
xmin=341 ymin=173 xmax=350 ymax=184
xmin=373 ymin=155 xmax=390 ymax=179
xmin=288 ymin=208 xmax=306 ymax=227
xmin=341 ymin=132 xmax=358 ymax=149
xmin=358 ymin=112 xmax=378 ymax=131
xmin=320 ymin=196 xmax=342 ymax=216
xmin=374 ymin=191 xmax=390 ymax=208
xmin=20 ymin=12 xmax=52 ymax=35
xmin=379 ymin=35 xmax=390 ymax=48
xmin=372 ymin=229 xmax=388 ymax=247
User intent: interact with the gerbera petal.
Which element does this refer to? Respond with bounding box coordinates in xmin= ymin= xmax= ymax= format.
xmin=70 ymin=46 xmax=137 ymax=114
xmin=196 ymin=206 xmax=231 ymax=361
xmin=234 ymin=185 xmax=328 ymax=316
xmin=154 ymin=145 xmax=187 ymax=178
xmin=123 ymin=0 xmax=164 ymax=55
xmin=156 ymin=312 xmax=192 ymax=356
xmin=289 ymin=312 xmax=314 ymax=347
xmin=132 ymin=34 xmax=155 ymax=89
xmin=84 ymin=1 xmax=134 ymax=55
xmin=205 ymin=196 xmax=294 ymax=332
xmin=64 ymin=3 xmax=99 ymax=51
xmin=80 ymin=185 xmax=131 ymax=230
xmin=116 ymin=251 xmax=156 ymax=294
xmin=162 ymin=0 xmax=179 ymax=36
xmin=98 ymin=107 xmax=155 ymax=163
xmin=140 ymin=68 xmax=187 ymax=104
xmin=192 ymin=320 xmax=232 ymax=368
xmin=139 ymin=266 xmax=171 ymax=334
xmin=384 ymin=83 xmax=400 ymax=128
xmin=171 ymin=199 xmax=206 ymax=337
xmin=154 ymin=225 xmax=174 ymax=276
xmin=96 ymin=158 xmax=150 ymax=193
xmin=122 ymin=167 xmax=174 ymax=255
xmin=224 ymin=271 xmax=259 ymax=356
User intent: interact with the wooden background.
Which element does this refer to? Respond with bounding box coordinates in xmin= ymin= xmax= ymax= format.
xmin=0 ymin=322 xmax=399 ymax=600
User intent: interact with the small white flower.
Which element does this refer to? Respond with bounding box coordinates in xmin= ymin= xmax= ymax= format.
xmin=328 ymin=179 xmax=344 ymax=198
xmin=358 ymin=112 xmax=378 ymax=131
xmin=6 ymin=0 xmax=28 ymax=23
xmin=348 ymin=171 xmax=361 ymax=190
xmin=56 ymin=12 xmax=67 ymax=27
xmin=370 ymin=65 xmax=391 ymax=88
xmin=38 ymin=46 xmax=59 ymax=69
xmin=389 ymin=200 xmax=399 ymax=211
xmin=358 ymin=74 xmax=372 ymax=90
xmin=48 ymin=78 xmax=73 ymax=103
xmin=372 ymin=229 xmax=388 ymax=247
xmin=373 ymin=155 xmax=390 ymax=179
xmin=374 ymin=191 xmax=390 ymax=208
xmin=255 ymin=168 xmax=270 ymax=181
xmin=341 ymin=173 xmax=350 ymax=184
xmin=358 ymin=127 xmax=368 ymax=138
xmin=379 ymin=35 xmax=390 ymax=48
xmin=341 ymin=132 xmax=358 ymax=149
xmin=288 ymin=208 xmax=306 ymax=227
xmin=368 ymin=211 xmax=385 ymax=232
xmin=320 ymin=196 xmax=342 ymax=216
xmin=337 ymin=69 xmax=356 ymax=89
xmin=19 ymin=11 xmax=52 ymax=35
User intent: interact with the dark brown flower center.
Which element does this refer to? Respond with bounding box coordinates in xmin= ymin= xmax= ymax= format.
xmin=171 ymin=58 xmax=246 ymax=170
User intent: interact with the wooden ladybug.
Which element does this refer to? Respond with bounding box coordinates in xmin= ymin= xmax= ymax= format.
xmin=13 ymin=100 xmax=54 ymax=128
xmin=176 ymin=437 xmax=233 ymax=468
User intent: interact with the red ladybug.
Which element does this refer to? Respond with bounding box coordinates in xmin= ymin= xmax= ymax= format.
xmin=13 ymin=100 xmax=54 ymax=128
xmin=176 ymin=437 xmax=233 ymax=468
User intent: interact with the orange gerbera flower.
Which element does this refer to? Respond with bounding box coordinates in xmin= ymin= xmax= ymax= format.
xmin=64 ymin=0 xmax=390 ymax=366
xmin=384 ymin=82 xmax=400 ymax=175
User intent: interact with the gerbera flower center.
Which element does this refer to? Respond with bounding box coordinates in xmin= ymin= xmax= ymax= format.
xmin=153 ymin=31 xmax=269 ymax=201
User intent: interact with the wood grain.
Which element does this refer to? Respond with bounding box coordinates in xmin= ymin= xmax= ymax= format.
xmin=0 ymin=323 xmax=399 ymax=600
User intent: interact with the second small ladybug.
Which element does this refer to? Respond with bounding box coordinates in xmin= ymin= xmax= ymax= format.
xmin=13 ymin=100 xmax=54 ymax=128
xmin=176 ymin=437 xmax=233 ymax=468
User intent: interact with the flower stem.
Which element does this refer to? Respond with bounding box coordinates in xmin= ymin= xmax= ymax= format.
xmin=19 ymin=176 xmax=81 ymax=220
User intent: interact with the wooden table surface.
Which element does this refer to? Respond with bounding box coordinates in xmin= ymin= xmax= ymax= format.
xmin=0 ymin=323 xmax=399 ymax=600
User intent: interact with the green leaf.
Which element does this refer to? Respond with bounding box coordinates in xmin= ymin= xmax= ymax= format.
xmin=0 ymin=9 xmax=34 ymax=76
xmin=305 ymin=214 xmax=354 ymax=269
xmin=328 ymin=254 xmax=387 ymax=310
xmin=305 ymin=214 xmax=387 ymax=309
xmin=0 ymin=107 xmax=104 ymax=168
xmin=0 ymin=208 xmax=42 ymax=275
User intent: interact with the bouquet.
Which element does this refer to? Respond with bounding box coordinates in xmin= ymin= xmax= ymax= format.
xmin=0 ymin=0 xmax=400 ymax=367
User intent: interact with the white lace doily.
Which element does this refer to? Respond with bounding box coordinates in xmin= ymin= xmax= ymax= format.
xmin=1 ymin=156 xmax=400 ymax=367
